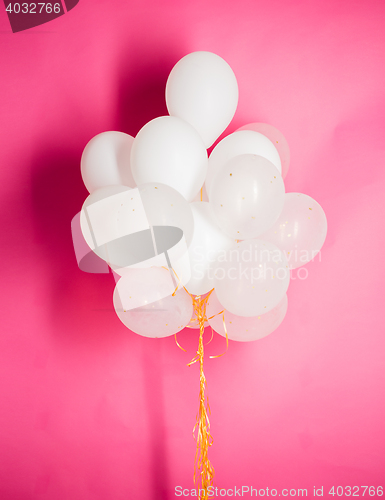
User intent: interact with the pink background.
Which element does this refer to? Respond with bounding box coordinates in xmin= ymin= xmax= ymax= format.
xmin=1 ymin=0 xmax=384 ymax=498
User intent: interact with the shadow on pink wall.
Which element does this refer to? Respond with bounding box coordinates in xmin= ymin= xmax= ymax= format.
xmin=28 ymin=49 xmax=182 ymax=499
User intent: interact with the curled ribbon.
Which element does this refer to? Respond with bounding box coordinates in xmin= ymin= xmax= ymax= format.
xmin=172 ymin=278 xmax=228 ymax=499
xmin=187 ymin=293 xmax=215 ymax=499
xmin=164 ymin=266 xmax=229 ymax=499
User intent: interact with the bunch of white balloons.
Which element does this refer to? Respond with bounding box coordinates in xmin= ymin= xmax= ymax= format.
xmin=78 ymin=51 xmax=327 ymax=342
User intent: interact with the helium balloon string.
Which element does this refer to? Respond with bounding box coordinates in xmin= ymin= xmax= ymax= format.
xmin=187 ymin=293 xmax=214 ymax=499
xmin=169 ymin=270 xmax=228 ymax=499
xmin=174 ymin=332 xmax=187 ymax=352
xmin=205 ymin=325 xmax=214 ymax=346
xmin=209 ymin=312 xmax=228 ymax=359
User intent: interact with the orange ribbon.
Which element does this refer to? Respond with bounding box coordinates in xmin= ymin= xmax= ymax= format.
xmin=167 ymin=267 xmax=229 ymax=499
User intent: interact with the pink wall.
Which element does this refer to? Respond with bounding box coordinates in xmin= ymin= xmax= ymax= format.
xmin=0 ymin=0 xmax=384 ymax=498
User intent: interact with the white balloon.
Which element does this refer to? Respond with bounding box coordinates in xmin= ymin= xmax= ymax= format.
xmin=130 ymin=116 xmax=208 ymax=202
xmin=260 ymin=193 xmax=327 ymax=269
xmin=213 ymin=239 xmax=290 ymax=317
xmin=209 ymin=155 xmax=285 ymax=240
xmin=205 ymin=130 xmax=281 ymax=196
xmin=186 ymin=202 xmax=235 ymax=296
xmin=236 ymin=123 xmax=290 ymax=179
xmin=81 ymin=131 xmax=135 ymax=193
xmin=166 ymin=51 xmax=239 ymax=148
xmin=206 ymin=291 xmax=288 ymax=342
xmin=113 ymin=267 xmax=193 ymax=338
